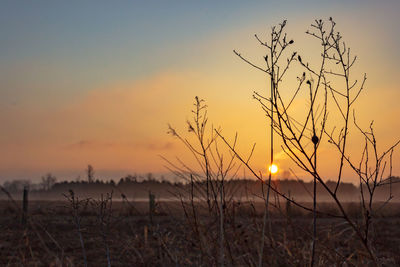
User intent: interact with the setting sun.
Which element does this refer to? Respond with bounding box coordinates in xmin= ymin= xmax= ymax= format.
xmin=268 ymin=164 xmax=278 ymax=174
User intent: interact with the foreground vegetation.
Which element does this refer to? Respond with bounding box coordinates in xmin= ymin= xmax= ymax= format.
xmin=1 ymin=199 xmax=400 ymax=266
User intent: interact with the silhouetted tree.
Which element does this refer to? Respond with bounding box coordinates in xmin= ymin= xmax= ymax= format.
xmin=41 ymin=173 xmax=57 ymax=191
xmin=87 ymin=165 xmax=94 ymax=183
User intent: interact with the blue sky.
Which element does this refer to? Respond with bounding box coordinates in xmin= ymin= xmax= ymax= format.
xmin=0 ymin=1 xmax=399 ymax=182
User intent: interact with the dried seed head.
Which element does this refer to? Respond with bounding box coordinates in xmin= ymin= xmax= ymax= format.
xmin=312 ymin=135 xmax=319 ymax=145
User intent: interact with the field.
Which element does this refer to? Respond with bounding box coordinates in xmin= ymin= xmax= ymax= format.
xmin=1 ymin=199 xmax=400 ymax=266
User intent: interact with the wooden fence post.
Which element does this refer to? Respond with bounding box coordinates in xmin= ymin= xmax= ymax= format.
xmin=149 ymin=191 xmax=155 ymax=223
xmin=22 ymin=186 xmax=28 ymax=226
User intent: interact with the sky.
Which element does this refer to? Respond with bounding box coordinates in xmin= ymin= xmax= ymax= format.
xmin=0 ymin=1 xmax=399 ymax=183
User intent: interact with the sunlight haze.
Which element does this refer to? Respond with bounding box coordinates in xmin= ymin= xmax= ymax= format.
xmin=0 ymin=0 xmax=399 ymax=183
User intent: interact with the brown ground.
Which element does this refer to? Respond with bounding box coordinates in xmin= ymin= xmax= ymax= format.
xmin=0 ymin=200 xmax=399 ymax=266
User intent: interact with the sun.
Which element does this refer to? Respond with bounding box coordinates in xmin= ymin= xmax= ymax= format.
xmin=268 ymin=164 xmax=278 ymax=174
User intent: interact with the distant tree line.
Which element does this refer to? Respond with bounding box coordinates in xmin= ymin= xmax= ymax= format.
xmin=3 ymin=172 xmax=400 ymax=199
xmin=1 ymin=168 xmax=179 ymax=193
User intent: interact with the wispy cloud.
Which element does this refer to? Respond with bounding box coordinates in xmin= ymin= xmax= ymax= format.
xmin=65 ymin=139 xmax=174 ymax=151
xmin=65 ymin=140 xmax=116 ymax=150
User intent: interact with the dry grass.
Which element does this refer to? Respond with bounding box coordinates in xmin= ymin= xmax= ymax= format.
xmin=0 ymin=199 xmax=399 ymax=266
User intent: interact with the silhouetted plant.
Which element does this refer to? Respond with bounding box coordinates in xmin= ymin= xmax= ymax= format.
xmin=64 ymin=190 xmax=90 ymax=267
xmin=166 ymin=96 xmax=250 ymax=266
xmin=91 ymin=192 xmax=113 ymax=267
xmin=217 ymin=18 xmax=399 ymax=265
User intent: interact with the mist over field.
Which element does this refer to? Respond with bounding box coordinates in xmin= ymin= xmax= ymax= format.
xmin=3 ymin=175 xmax=400 ymax=203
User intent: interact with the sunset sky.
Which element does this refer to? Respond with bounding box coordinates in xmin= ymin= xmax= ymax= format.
xmin=1 ymin=1 xmax=399 ymax=183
